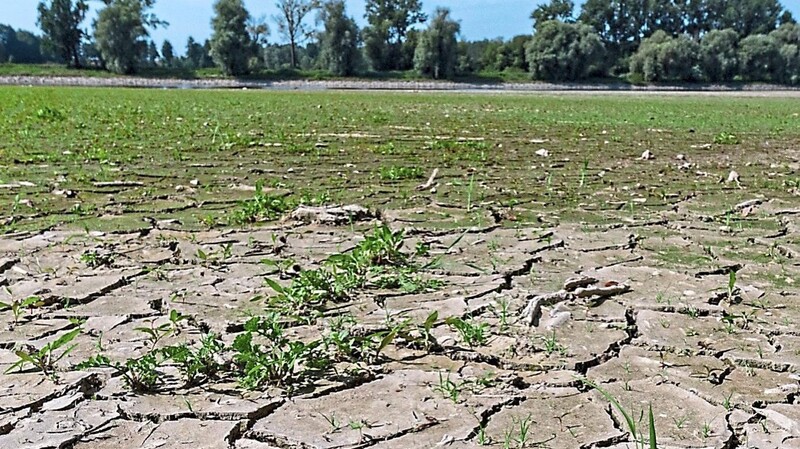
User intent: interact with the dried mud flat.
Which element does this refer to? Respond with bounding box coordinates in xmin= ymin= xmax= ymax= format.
xmin=1 ymin=199 xmax=799 ymax=449
xmin=3 ymin=75 xmax=800 ymax=95
xmin=1 ymin=88 xmax=800 ymax=449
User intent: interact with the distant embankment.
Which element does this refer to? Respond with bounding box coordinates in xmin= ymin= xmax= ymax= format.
xmin=1 ymin=75 xmax=800 ymax=94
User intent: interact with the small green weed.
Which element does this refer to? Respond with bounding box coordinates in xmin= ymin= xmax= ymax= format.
xmin=379 ymin=166 xmax=424 ymax=181
xmin=433 ymin=371 xmax=462 ymax=403
xmin=135 ymin=310 xmax=189 ymax=350
xmin=6 ymin=328 xmax=81 ymax=380
xmin=541 ymin=331 xmax=565 ymax=356
xmin=230 ymin=181 xmax=294 ymax=225
xmin=446 ymin=316 xmax=489 ymax=347
xmin=0 ymin=290 xmax=43 ymax=327
xmin=80 ymin=250 xmax=114 ymax=268
xmin=232 ymin=313 xmax=326 ymax=388
xmin=161 ymin=333 xmax=224 ymax=387
xmin=714 ymin=132 xmax=739 ymax=145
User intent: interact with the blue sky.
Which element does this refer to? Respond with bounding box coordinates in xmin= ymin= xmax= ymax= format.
xmin=4 ymin=0 xmax=800 ymax=56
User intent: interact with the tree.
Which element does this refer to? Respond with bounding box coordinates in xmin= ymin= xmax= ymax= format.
xmin=317 ymin=0 xmax=360 ymax=76
xmin=476 ymin=38 xmax=503 ymax=71
xmin=210 ymin=0 xmax=254 ymax=76
xmin=145 ymin=40 xmax=159 ymax=66
xmin=273 ymin=0 xmax=319 ymax=69
xmin=161 ymin=39 xmax=174 ymax=66
xmin=769 ymin=23 xmax=799 ymax=83
xmin=579 ymin=0 xmax=647 ymax=59
xmin=778 ymin=41 xmax=799 ymax=84
xmin=94 ymin=0 xmax=163 ymax=74
xmin=738 ymin=34 xmax=782 ymax=82
xmin=497 ymin=35 xmax=531 ymax=71
xmin=10 ymin=30 xmax=47 ymax=63
xmin=629 ymin=30 xmax=700 ymax=82
xmin=531 ymin=0 xmax=574 ymax=30
xmin=247 ymin=15 xmax=270 ymax=47
xmin=700 ymin=29 xmax=739 ymax=82
xmin=526 ymin=20 xmax=606 ymax=81
xmin=202 ymin=39 xmax=214 ymax=67
xmin=185 ymin=36 xmax=202 ymax=68
xmin=80 ymin=38 xmax=102 ymax=67
xmin=37 ymin=0 xmax=88 ymax=67
xmin=363 ymin=0 xmax=426 ymax=71
xmin=413 ymin=8 xmax=460 ymax=79
xmin=0 ymin=25 xmax=18 ymax=62
xmin=720 ymin=0 xmax=784 ymax=37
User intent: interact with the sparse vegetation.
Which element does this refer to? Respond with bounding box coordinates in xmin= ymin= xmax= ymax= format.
xmin=0 ymin=87 xmax=796 ymax=448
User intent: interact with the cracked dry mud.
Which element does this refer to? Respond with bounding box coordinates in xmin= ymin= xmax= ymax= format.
xmin=0 ymin=197 xmax=798 ymax=449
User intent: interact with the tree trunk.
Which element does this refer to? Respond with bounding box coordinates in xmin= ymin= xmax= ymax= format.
xmin=290 ymin=37 xmax=297 ymax=68
xmin=72 ymin=46 xmax=81 ymax=68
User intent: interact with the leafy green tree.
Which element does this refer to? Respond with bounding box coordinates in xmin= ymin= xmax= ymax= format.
xmin=145 ymin=40 xmax=159 ymax=66
xmin=455 ymin=41 xmax=477 ymax=74
xmin=413 ymin=8 xmax=460 ymax=79
xmin=526 ymin=20 xmax=606 ymax=81
xmin=0 ymin=25 xmax=17 ymax=62
xmin=364 ymin=0 xmax=426 ymax=71
xmin=477 ymin=39 xmax=503 ymax=71
xmin=37 ymin=0 xmax=88 ymax=67
xmin=202 ymin=39 xmax=214 ymax=67
xmin=12 ymin=30 xmax=47 ymax=63
xmin=779 ymin=10 xmax=796 ymax=26
xmin=210 ymin=0 xmax=254 ymax=75
xmin=80 ymin=39 xmax=102 ymax=67
xmin=771 ymin=22 xmax=800 ymax=45
xmin=317 ymin=0 xmax=360 ymax=76
xmin=247 ymin=15 xmax=270 ymax=47
xmin=579 ymin=0 xmax=649 ymax=59
xmin=93 ymin=0 xmax=163 ymax=74
xmin=531 ymin=0 xmax=574 ymax=29
xmin=769 ymin=23 xmax=799 ymax=83
xmin=719 ymin=0 xmax=784 ymax=37
xmin=161 ymin=39 xmax=174 ymax=66
xmin=700 ymin=29 xmax=739 ymax=82
xmin=629 ymin=30 xmax=700 ymax=82
xmin=738 ymin=34 xmax=782 ymax=81
xmin=778 ymin=42 xmax=799 ymax=84
xmin=274 ymin=0 xmax=319 ymax=69
xmin=680 ymin=0 xmax=724 ymax=38
xmin=185 ymin=36 xmax=202 ymax=68
xmin=498 ymin=35 xmax=531 ymax=71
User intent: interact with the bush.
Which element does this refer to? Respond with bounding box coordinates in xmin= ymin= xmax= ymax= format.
xmin=525 ymin=20 xmax=606 ymax=82
xmin=738 ymin=34 xmax=782 ymax=82
xmin=630 ymin=31 xmax=700 ymax=82
xmin=700 ymin=29 xmax=739 ymax=82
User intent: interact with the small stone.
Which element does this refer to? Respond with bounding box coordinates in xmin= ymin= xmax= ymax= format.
xmin=189 ymin=179 xmax=200 ymax=186
xmin=546 ymin=311 xmax=571 ymax=330
xmin=535 ymin=149 xmax=549 ymax=157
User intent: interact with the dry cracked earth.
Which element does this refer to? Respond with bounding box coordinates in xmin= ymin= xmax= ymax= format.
xmin=0 ymin=196 xmax=799 ymax=449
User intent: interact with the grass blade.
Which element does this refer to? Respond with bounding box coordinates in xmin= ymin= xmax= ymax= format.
xmin=648 ymin=403 xmax=657 ymax=449
xmin=582 ymin=378 xmax=638 ymax=443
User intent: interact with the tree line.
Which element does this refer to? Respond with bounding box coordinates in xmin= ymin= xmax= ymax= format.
xmin=2 ymin=0 xmax=798 ymax=84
